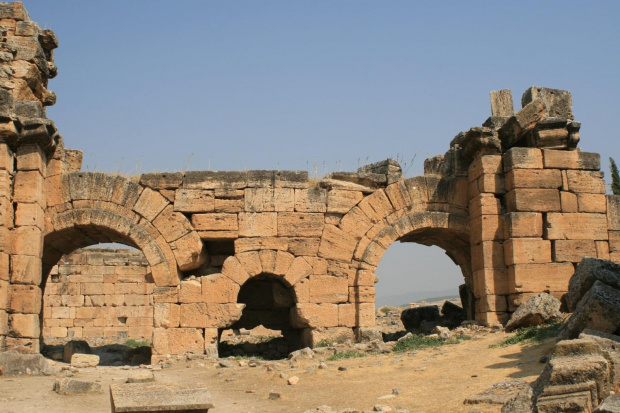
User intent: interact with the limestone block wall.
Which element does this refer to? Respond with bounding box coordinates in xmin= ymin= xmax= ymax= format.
xmin=42 ymin=248 xmax=153 ymax=346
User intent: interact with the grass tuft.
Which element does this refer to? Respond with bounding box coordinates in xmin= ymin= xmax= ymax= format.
xmin=124 ymin=339 xmax=149 ymax=348
xmin=490 ymin=321 xmax=562 ymax=348
xmin=327 ymin=351 xmax=366 ymax=361
xmin=393 ymin=334 xmax=443 ymax=353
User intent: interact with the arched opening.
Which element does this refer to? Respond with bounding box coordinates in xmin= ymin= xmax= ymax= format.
xmin=40 ymin=222 xmax=160 ymax=365
xmin=218 ymin=274 xmax=301 ymax=359
xmin=373 ymin=223 xmax=473 ymax=339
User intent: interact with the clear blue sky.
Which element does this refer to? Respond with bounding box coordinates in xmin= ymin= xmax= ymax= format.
xmin=24 ymin=1 xmax=620 ymax=302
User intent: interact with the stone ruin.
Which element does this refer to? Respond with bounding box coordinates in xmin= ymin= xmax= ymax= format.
xmin=2 ymin=1 xmax=620 ymax=361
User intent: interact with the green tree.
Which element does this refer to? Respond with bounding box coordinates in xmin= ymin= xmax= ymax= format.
xmin=610 ymin=157 xmax=620 ymax=195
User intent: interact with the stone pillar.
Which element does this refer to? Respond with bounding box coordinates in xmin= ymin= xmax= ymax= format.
xmin=503 ymin=148 xmax=604 ymax=313
xmin=0 ymin=143 xmax=14 ymax=350
xmin=7 ymin=143 xmax=47 ymax=352
xmin=468 ymin=154 xmax=509 ymax=325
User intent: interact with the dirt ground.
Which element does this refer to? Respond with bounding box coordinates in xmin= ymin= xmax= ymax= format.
xmin=0 ymin=331 xmax=555 ymax=413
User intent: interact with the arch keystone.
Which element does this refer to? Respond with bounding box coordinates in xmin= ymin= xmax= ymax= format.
xmin=284 ymin=256 xmax=313 ymax=287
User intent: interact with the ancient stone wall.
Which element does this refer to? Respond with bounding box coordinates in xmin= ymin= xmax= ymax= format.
xmin=1 ymin=2 xmax=619 ymax=360
xmin=42 ymin=248 xmax=153 ymax=346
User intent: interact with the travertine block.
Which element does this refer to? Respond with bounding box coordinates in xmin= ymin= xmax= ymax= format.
xmin=318 ymin=225 xmax=358 ymax=263
xmin=474 ymin=267 xmax=509 ymax=298
xmin=284 ymin=256 xmax=313 ymax=286
xmin=506 ymin=212 xmax=542 ymax=238
xmin=9 ymin=314 xmax=39 ymax=338
xmin=245 ymin=187 xmax=294 ymax=212
xmin=542 ymin=149 xmax=600 ymax=170
xmin=214 ymin=198 xmax=243 ymax=213
xmin=471 ymin=241 xmax=504 ymax=272
xmin=152 ymin=328 xmax=204 ymax=355
xmin=178 ymin=279 xmax=202 ymax=303
xmin=291 ymin=303 xmax=338 ymax=328
xmin=236 ymin=251 xmax=262 ymax=276
xmin=326 ymin=189 xmax=363 ymax=214
xmin=348 ymin=270 xmax=376 ymax=287
xmin=288 ymin=237 xmax=320 ymax=256
xmin=0 ymin=196 xmax=13 ymax=228
xmin=202 ymin=273 xmax=239 ymax=303
xmin=469 ymin=193 xmax=501 ymax=217
xmin=477 ymin=294 xmax=508 ymax=313
xmin=468 ymin=155 xmax=503 ymax=182
xmin=544 ymin=213 xmax=608 ymax=240
xmin=0 ymin=309 xmax=7 ymax=335
xmin=338 ymin=303 xmax=374 ymax=327
xmin=0 ymin=143 xmax=14 ymax=172
xmin=565 ymin=170 xmax=606 ymax=194
xmin=277 ymin=212 xmax=324 ymax=237
xmin=234 ymin=237 xmax=288 ymax=253
xmin=294 ymin=188 xmax=327 ymax=213
xmin=475 ymin=311 xmax=509 ymax=326
xmin=472 ymin=174 xmax=505 ymax=195
xmin=507 ymin=291 xmax=566 ymax=313
xmin=153 ymin=286 xmax=178 ymax=303
xmin=273 ymin=250 xmax=294 ymax=275
xmin=596 ymin=241 xmax=610 ymax=260
xmin=505 ymin=168 xmax=561 ymax=191
xmin=503 ymin=147 xmax=543 ymax=171
xmin=132 ymin=188 xmax=169 ymax=221
xmin=13 ymin=170 xmax=44 ymax=204
xmin=505 ymin=188 xmax=560 ymax=212
xmin=238 ymin=212 xmax=277 ymax=237
xmin=503 ymin=238 xmax=551 ymax=266
xmin=560 ymin=191 xmax=578 ymax=212
xmin=552 ymin=240 xmax=596 ymax=262
xmin=348 ymin=286 xmax=374 ymax=302
xmin=9 ymin=284 xmax=41 ymax=313
xmin=470 ymin=214 xmax=505 ymax=244
xmin=179 ymin=303 xmax=243 ymax=328
xmin=293 ymin=278 xmax=310 ymax=303
xmin=191 ymin=213 xmax=238 ymax=231
xmin=508 ymin=262 xmax=574 ymax=293
xmin=151 ymin=205 xmax=192 ymax=243
xmin=221 ymin=256 xmax=250 ymax=285
xmin=577 ymin=193 xmax=606 ymax=213
xmin=339 ymin=206 xmax=373 ymax=239
xmin=258 ymin=249 xmax=276 ymax=274
xmin=10 ymin=254 xmax=41 ymax=285
xmin=308 ymin=275 xmax=348 ymax=303
xmin=0 ymin=279 xmax=8 ymax=309
xmin=16 ymin=144 xmax=45 ymax=173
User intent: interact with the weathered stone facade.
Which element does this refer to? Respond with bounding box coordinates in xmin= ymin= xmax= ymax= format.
xmin=1 ymin=2 xmax=619 ymax=358
xmin=43 ymin=248 xmax=153 ymax=346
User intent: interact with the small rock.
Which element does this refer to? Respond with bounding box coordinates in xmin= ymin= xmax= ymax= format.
xmin=126 ymin=370 xmax=155 ymax=383
xmin=246 ymin=389 xmax=256 ymax=393
xmin=219 ymin=360 xmax=233 ymax=368
xmin=225 ymin=378 xmax=234 ymax=382
xmin=288 ymin=376 xmax=300 ymax=385
xmin=318 ymin=362 xmax=328 ymax=369
xmin=378 ymin=394 xmax=396 ymax=400
xmin=238 ymin=360 xmax=248 ymax=367
xmin=280 ymin=372 xmax=289 ymax=379
xmin=338 ymin=366 xmax=347 ymax=371
xmin=288 ymin=347 xmax=315 ymax=361
xmin=392 ymin=388 xmax=401 ymax=395
xmin=539 ymin=355 xmax=549 ymax=363
xmin=269 ymin=391 xmax=281 ymax=400
xmin=373 ymin=405 xmax=393 ymax=412
xmin=248 ymin=360 xmax=258 ymax=367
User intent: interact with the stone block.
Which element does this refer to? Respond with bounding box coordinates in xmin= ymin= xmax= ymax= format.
xmin=490 ymin=89 xmax=514 ymax=117
xmin=475 ymin=311 xmax=509 ymax=326
xmin=109 ymin=382 xmax=214 ymax=413
xmin=544 ymin=213 xmax=608 ymax=240
xmin=508 ymin=262 xmax=574 ymax=293
xmin=308 ymin=275 xmax=348 ymax=303
xmin=506 ymin=212 xmax=542 ymax=238
xmin=71 ymin=353 xmax=100 ymax=368
xmin=469 ymin=193 xmax=501 ymax=217
xmin=283 ymin=256 xmax=313 ymax=286
xmin=178 ymin=279 xmax=202 ymax=303
xmin=191 ymin=213 xmax=238 ymax=232
xmin=294 ymin=188 xmax=327 ymax=213
xmin=234 ymin=236 xmax=288 ymax=253
xmin=560 ymin=191 xmax=578 ymax=212
xmin=236 ymin=251 xmax=262 ymax=276
xmin=468 ymin=155 xmax=503 ymax=182
xmin=565 ymin=170 xmax=606 ymax=194
xmin=9 ymin=313 xmax=39 ymax=338
xmin=214 ymin=198 xmax=243 ymax=213
xmin=471 ymin=241 xmax=504 ymax=272
xmin=477 ymin=294 xmax=508 ymax=313
xmin=9 ymin=284 xmax=41 ymax=313
xmin=201 ymin=273 xmax=239 ymax=303
xmin=16 ymin=144 xmax=45 ymax=173
xmin=338 ymin=303 xmax=375 ymax=327
xmin=596 ymin=241 xmax=610 ymax=260
xmin=10 ymin=254 xmax=41 ymax=285
xmin=339 ymin=206 xmax=373 ymax=239
xmin=273 ymin=250 xmax=294 ymax=275
xmin=245 ymin=187 xmax=294 ymax=212
xmin=326 ymin=189 xmax=363 ymax=214
xmin=503 ymin=147 xmax=543 ymax=171
xmin=151 ymin=205 xmax=192 ymax=242
xmin=0 ymin=144 xmax=13 ymax=172
xmin=277 ymin=212 xmax=324 ymax=237
xmin=471 ymin=174 xmax=505 ymax=195
xmin=318 ymin=225 xmax=358 ymax=263
xmin=577 ymin=193 xmax=606 ymax=213
xmin=473 ymin=268 xmax=509 ymax=297
xmin=183 ymin=170 xmax=247 ymax=189
xmin=503 ymin=238 xmax=551 ymax=266
xmin=553 ymin=240 xmax=597 ymax=263
xmin=153 ymin=286 xmax=178 ymax=303
xmin=505 ymin=188 xmax=560 ymax=212
xmin=152 ymin=328 xmax=204 ymax=355
xmin=170 ymin=231 xmax=208 ymax=272
xmin=179 ymin=303 xmax=244 ymax=328
xmin=470 ymin=214 xmax=504 ymax=244
xmin=0 ymin=309 xmax=7 ymax=335
xmin=521 ymin=86 xmax=573 ymax=119
xmin=291 ymin=303 xmax=338 ymax=328
xmin=13 ymin=170 xmax=44 ymax=204
xmin=505 ymin=168 xmax=561 ymax=191
xmin=132 ymin=188 xmax=169 ymax=221
xmin=221 ymin=256 xmax=250 ymax=285
xmin=238 ymin=212 xmax=277 ymax=237
xmin=348 ymin=270 xmax=376 ymax=287
xmin=287 ymin=237 xmax=320 ymax=256
xmin=348 ymin=286 xmax=374 ymax=302
xmin=542 ymin=150 xmax=600 ymax=170
xmin=139 ymin=172 xmax=183 ymax=190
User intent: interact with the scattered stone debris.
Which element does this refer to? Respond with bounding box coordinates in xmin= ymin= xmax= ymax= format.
xmin=268 ymin=391 xmax=281 ymax=400
xmin=464 ymin=379 xmax=529 ymax=405
xmin=62 ymin=340 xmax=92 ymax=363
xmin=0 ymin=350 xmax=57 ymax=376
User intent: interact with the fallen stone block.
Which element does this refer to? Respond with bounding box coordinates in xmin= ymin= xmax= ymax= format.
xmin=566 ymin=258 xmax=620 ymax=312
xmin=71 ymin=353 xmax=99 ymax=368
xmin=110 ymin=383 xmax=214 ymax=412
xmin=54 ymin=378 xmax=102 ymax=395
xmin=126 ymin=370 xmax=155 ymax=383
xmin=400 ymin=305 xmax=440 ymax=330
xmin=559 ymin=281 xmax=620 ymax=340
xmin=594 ymin=395 xmax=620 ymax=412
xmin=505 ymin=293 xmax=562 ymax=332
xmin=0 ymin=350 xmax=57 ymax=376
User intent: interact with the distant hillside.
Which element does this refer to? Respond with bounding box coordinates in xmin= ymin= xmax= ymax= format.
xmin=375 ymin=289 xmax=459 ymax=308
